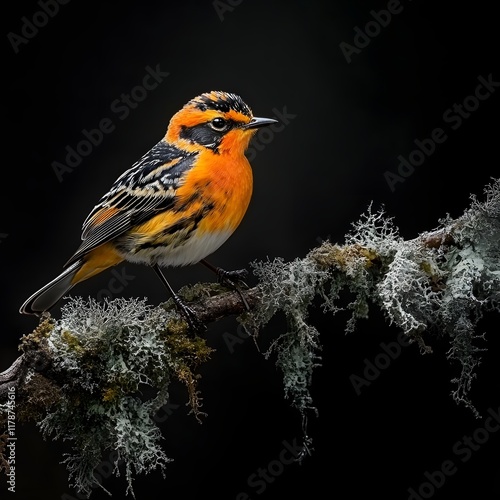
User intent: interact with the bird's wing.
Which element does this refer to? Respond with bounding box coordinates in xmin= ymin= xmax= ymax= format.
xmin=65 ymin=140 xmax=198 ymax=267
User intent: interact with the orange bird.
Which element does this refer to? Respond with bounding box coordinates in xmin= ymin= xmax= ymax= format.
xmin=20 ymin=91 xmax=277 ymax=330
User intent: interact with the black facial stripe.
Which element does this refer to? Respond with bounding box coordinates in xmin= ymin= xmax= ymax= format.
xmin=180 ymin=123 xmax=223 ymax=149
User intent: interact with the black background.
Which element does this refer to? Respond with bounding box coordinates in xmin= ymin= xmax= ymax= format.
xmin=2 ymin=1 xmax=499 ymax=499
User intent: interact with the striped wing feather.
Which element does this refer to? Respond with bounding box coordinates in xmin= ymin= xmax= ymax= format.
xmin=65 ymin=140 xmax=198 ymax=267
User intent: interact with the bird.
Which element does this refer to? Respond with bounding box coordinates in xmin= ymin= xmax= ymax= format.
xmin=20 ymin=90 xmax=278 ymax=331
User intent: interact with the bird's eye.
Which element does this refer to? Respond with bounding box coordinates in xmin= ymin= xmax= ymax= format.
xmin=210 ymin=117 xmax=228 ymax=131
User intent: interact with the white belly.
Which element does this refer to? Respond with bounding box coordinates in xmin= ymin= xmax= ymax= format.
xmin=123 ymin=230 xmax=234 ymax=267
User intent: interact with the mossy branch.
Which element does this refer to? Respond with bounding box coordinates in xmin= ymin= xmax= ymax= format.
xmin=1 ymin=178 xmax=499 ymax=497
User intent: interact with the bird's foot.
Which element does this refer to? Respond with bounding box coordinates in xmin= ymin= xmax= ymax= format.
xmin=200 ymin=260 xmax=251 ymax=312
xmin=152 ymin=263 xmax=206 ymax=335
xmin=216 ymin=268 xmax=250 ymax=311
xmin=172 ymin=293 xmax=207 ymax=335
xmin=216 ymin=267 xmax=249 ymax=289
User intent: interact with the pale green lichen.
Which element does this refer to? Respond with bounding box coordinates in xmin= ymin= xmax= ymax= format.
xmin=38 ymin=296 xmax=210 ymax=497
xmin=435 ymin=178 xmax=500 ymax=414
xmin=244 ymin=178 xmax=499 ymax=422
xmin=250 ymin=257 xmax=327 ymax=413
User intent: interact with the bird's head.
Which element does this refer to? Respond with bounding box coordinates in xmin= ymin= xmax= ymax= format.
xmin=166 ymin=91 xmax=277 ymax=155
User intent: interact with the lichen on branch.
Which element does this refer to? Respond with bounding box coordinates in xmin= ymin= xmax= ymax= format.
xmin=9 ymin=297 xmax=212 ymax=497
xmin=1 ymin=178 xmax=498 ymax=497
xmin=248 ymin=178 xmax=499 ymax=420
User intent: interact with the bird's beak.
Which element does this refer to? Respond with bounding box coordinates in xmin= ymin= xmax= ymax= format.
xmin=242 ymin=117 xmax=278 ymax=129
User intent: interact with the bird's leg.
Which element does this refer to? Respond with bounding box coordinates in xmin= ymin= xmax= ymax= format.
xmin=200 ymin=259 xmax=250 ymax=311
xmin=152 ymin=264 xmax=206 ymax=334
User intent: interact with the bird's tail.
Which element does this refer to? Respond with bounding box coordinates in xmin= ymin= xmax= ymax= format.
xmin=19 ymin=259 xmax=83 ymax=315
